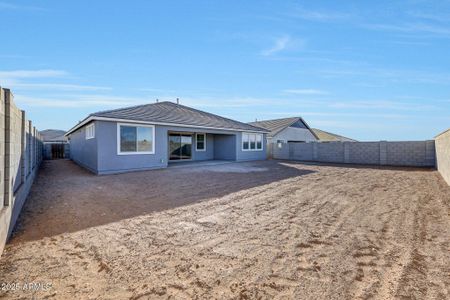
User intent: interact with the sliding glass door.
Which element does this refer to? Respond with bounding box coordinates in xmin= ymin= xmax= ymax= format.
xmin=169 ymin=133 xmax=192 ymax=160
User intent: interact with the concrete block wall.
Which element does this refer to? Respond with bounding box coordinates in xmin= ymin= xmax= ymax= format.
xmin=348 ymin=142 xmax=380 ymax=165
xmin=290 ymin=143 xmax=314 ymax=161
xmin=273 ymin=140 xmax=435 ymax=167
xmin=0 ymin=88 xmax=43 ymax=256
xmin=386 ymin=141 xmax=433 ymax=167
xmin=435 ymin=129 xmax=450 ymax=185
xmin=271 ymin=142 xmax=290 ymax=160
xmin=317 ymin=142 xmax=345 ymax=163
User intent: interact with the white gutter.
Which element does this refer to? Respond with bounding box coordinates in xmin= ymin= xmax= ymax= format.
xmin=65 ymin=116 xmax=269 ymax=136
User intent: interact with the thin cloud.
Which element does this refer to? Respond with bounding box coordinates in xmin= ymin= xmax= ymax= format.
xmin=170 ymin=96 xmax=287 ymax=108
xmin=287 ymin=7 xmax=351 ymax=22
xmin=11 ymin=83 xmax=111 ymax=91
xmin=0 ymin=1 xmax=45 ymax=11
xmin=311 ymin=119 xmax=390 ymax=130
xmin=315 ymin=67 xmax=450 ymax=85
xmin=0 ymin=69 xmax=67 ymax=79
xmin=15 ymin=94 xmax=290 ymax=109
xmin=407 ymin=11 xmax=450 ymax=23
xmin=15 ymin=94 xmax=151 ymax=108
xmin=329 ymin=100 xmax=436 ymax=111
xmin=0 ymin=54 xmax=30 ymax=59
xmin=261 ymin=35 xmax=291 ymax=56
xmin=283 ymin=89 xmax=329 ymax=95
xmin=364 ymin=22 xmax=450 ymax=37
xmin=267 ymin=111 xmax=408 ymax=119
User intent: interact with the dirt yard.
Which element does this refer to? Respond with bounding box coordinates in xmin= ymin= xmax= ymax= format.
xmin=0 ymin=160 xmax=449 ymax=299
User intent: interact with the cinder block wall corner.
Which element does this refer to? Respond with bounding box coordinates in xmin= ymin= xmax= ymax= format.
xmin=0 ymin=88 xmax=43 ymax=257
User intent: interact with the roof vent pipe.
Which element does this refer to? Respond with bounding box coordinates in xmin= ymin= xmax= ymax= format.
xmin=176 ymin=98 xmax=179 ymax=104
xmin=156 ymin=98 xmax=159 ymax=103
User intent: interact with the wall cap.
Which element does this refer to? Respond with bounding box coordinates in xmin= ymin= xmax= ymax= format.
xmin=435 ymin=128 xmax=450 ymax=139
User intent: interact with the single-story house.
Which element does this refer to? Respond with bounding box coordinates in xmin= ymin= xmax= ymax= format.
xmin=311 ymin=128 xmax=357 ymax=142
xmin=41 ymin=129 xmax=70 ymax=159
xmin=65 ymin=101 xmax=269 ymax=174
xmin=249 ymin=117 xmax=319 ymax=145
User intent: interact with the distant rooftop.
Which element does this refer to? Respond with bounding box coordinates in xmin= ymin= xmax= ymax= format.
xmin=311 ymin=128 xmax=357 ymax=142
xmin=249 ymin=117 xmax=318 ymax=139
xmin=40 ymin=129 xmax=68 ymax=142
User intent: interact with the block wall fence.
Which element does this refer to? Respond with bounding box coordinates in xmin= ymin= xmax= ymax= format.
xmin=0 ymin=87 xmax=43 ymax=256
xmin=435 ymin=129 xmax=450 ymax=185
xmin=273 ymin=140 xmax=436 ymax=167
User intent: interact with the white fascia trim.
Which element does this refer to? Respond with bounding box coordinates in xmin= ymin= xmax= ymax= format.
xmin=65 ymin=116 xmax=268 ymax=136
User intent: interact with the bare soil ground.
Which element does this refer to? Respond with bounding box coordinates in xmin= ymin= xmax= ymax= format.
xmin=0 ymin=160 xmax=449 ymax=299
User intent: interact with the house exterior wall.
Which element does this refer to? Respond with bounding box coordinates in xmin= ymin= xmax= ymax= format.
xmin=68 ymin=121 xmax=267 ymax=174
xmin=214 ymin=134 xmax=236 ymax=160
xmin=192 ymin=133 xmax=215 ymax=161
xmin=235 ymin=131 xmax=267 ymax=161
xmin=69 ymin=122 xmax=98 ymax=173
xmin=270 ymin=127 xmax=317 ymax=143
xmin=95 ymin=121 xmax=167 ymax=174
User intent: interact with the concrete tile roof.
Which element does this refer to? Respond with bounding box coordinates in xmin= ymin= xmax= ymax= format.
xmin=249 ymin=117 xmax=299 ymax=137
xmin=89 ymin=101 xmax=268 ymax=133
xmin=249 ymin=117 xmax=316 ymax=138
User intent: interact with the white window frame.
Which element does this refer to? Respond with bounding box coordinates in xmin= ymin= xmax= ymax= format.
xmin=195 ymin=133 xmax=206 ymax=152
xmin=117 ymin=123 xmax=155 ymax=155
xmin=85 ymin=123 xmax=95 ymax=140
xmin=242 ymin=133 xmax=263 ymax=151
xmin=256 ymin=134 xmax=263 ymax=150
xmin=242 ymin=133 xmax=250 ymax=150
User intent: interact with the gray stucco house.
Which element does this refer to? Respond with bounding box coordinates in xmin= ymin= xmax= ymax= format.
xmin=66 ymin=101 xmax=268 ymax=174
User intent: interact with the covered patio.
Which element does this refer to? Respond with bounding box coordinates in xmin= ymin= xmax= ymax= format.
xmin=167 ymin=131 xmax=237 ymax=163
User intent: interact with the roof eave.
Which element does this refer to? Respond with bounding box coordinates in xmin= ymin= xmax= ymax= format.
xmin=65 ymin=116 xmax=269 ymax=136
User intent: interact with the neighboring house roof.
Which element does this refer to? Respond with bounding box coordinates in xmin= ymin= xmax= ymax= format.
xmin=66 ymin=101 xmax=268 ymax=135
xmin=249 ymin=117 xmax=319 ymax=139
xmin=40 ymin=129 xmax=68 ymax=143
xmin=311 ymin=128 xmax=357 ymax=142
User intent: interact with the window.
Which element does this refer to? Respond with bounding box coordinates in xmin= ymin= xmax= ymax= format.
xmin=242 ymin=133 xmax=263 ymax=151
xmin=256 ymin=134 xmax=262 ymax=150
xmin=250 ymin=134 xmax=256 ymax=150
xmin=117 ymin=123 xmax=154 ymax=154
xmin=242 ymin=133 xmax=250 ymax=150
xmin=86 ymin=123 xmax=95 ymax=139
xmin=196 ymin=133 xmax=206 ymax=151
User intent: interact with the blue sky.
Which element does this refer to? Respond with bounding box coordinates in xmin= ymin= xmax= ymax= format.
xmin=1 ymin=0 xmax=449 ymax=141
